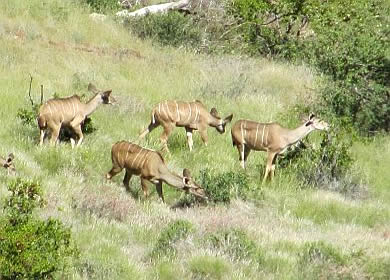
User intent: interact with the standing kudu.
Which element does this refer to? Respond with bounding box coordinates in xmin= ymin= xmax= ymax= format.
xmin=231 ymin=114 xmax=329 ymax=182
xmin=1 ymin=153 xmax=15 ymax=175
xmin=37 ymin=83 xmax=115 ymax=148
xmin=139 ymin=100 xmax=233 ymax=152
xmin=106 ymin=141 xmax=206 ymax=203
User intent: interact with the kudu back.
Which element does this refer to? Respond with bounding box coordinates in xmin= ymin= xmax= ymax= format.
xmin=231 ymin=113 xmax=329 ymax=182
xmin=139 ymin=100 xmax=233 ymax=152
xmin=106 ymin=141 xmax=206 ymax=203
xmin=38 ymin=83 xmax=115 ymax=148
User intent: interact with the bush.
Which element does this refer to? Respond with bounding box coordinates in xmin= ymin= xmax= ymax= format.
xmin=196 ymin=169 xmax=257 ymax=204
xmin=206 ymin=228 xmax=264 ymax=263
xmin=189 ymin=256 xmax=230 ymax=280
xmin=150 ymin=220 xmax=194 ymax=259
xmin=81 ymin=0 xmax=120 ymax=13
xmin=0 ymin=178 xmax=78 ymax=279
xmin=126 ymin=11 xmax=202 ymax=48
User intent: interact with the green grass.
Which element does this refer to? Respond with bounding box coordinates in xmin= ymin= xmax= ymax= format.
xmin=1 ymin=0 xmax=390 ymax=279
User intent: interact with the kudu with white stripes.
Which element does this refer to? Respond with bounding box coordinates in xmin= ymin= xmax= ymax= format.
xmin=38 ymin=83 xmax=115 ymax=148
xmin=139 ymin=100 xmax=233 ymax=151
xmin=106 ymin=141 xmax=206 ymax=202
xmin=231 ymin=114 xmax=329 ymax=182
xmin=1 ymin=153 xmax=15 ymax=175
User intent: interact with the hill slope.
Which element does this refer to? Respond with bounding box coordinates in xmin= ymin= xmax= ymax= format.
xmin=1 ymin=1 xmax=389 ymax=279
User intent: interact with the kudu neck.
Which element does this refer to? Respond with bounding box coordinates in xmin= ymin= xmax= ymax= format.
xmin=84 ymin=94 xmax=102 ymax=116
xmin=160 ymin=169 xmax=184 ymax=189
xmin=208 ymin=115 xmax=221 ymax=127
xmin=285 ymin=123 xmax=314 ymax=145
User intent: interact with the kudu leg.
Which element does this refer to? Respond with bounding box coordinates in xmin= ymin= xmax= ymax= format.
xmin=263 ymin=152 xmax=277 ymax=183
xmin=39 ymin=129 xmax=46 ymax=146
xmin=49 ymin=124 xmax=61 ymax=146
xmin=160 ymin=124 xmax=174 ymax=152
xmin=155 ymin=181 xmax=164 ymax=203
xmin=139 ymin=121 xmax=159 ymax=139
xmin=72 ymin=125 xmax=84 ymax=147
xmin=106 ymin=165 xmax=123 ymax=180
xmin=199 ymin=129 xmax=208 ymax=146
xmin=185 ymin=127 xmax=194 ymax=151
xmin=237 ymin=144 xmax=245 ymax=169
xmin=123 ymin=170 xmax=133 ymax=192
xmin=140 ymin=178 xmax=150 ymax=199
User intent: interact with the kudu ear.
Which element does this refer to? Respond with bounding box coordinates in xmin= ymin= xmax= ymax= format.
xmin=210 ymin=108 xmax=219 ymax=118
xmin=103 ymin=90 xmax=112 ymax=96
xmin=88 ymin=83 xmax=99 ymax=93
xmin=309 ymin=113 xmax=315 ymax=120
xmin=6 ymin=153 xmax=14 ymax=164
xmin=224 ymin=114 xmax=233 ymax=124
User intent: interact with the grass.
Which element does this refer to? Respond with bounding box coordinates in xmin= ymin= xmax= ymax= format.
xmin=1 ymin=0 xmax=390 ymax=279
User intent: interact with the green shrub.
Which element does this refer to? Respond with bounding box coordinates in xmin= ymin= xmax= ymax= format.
xmin=206 ymin=228 xmax=264 ymax=264
xmin=197 ymin=168 xmax=256 ymax=204
xmin=81 ymin=0 xmax=120 ymax=13
xmin=126 ymin=12 xmax=202 ymax=48
xmin=189 ymin=256 xmax=230 ymax=280
xmin=150 ymin=220 xmax=194 ymax=259
xmin=0 ymin=178 xmax=78 ymax=280
xmin=298 ymin=241 xmax=350 ymax=279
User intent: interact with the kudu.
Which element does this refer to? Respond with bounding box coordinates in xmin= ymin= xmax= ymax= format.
xmin=231 ymin=114 xmax=329 ymax=182
xmin=1 ymin=153 xmax=15 ymax=175
xmin=37 ymin=83 xmax=115 ymax=148
xmin=139 ymin=100 xmax=233 ymax=152
xmin=106 ymin=141 xmax=206 ymax=202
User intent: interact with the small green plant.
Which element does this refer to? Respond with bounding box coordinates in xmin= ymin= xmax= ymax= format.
xmin=197 ymin=169 xmax=253 ymax=204
xmin=82 ymin=0 xmax=120 ymax=13
xmin=189 ymin=256 xmax=230 ymax=280
xmin=206 ymin=228 xmax=264 ymax=264
xmin=0 ymin=178 xmax=78 ymax=279
xmin=150 ymin=220 xmax=194 ymax=259
xmin=126 ymin=11 xmax=202 ymax=48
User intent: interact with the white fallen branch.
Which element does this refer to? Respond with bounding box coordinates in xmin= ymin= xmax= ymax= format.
xmin=116 ymin=0 xmax=190 ymax=18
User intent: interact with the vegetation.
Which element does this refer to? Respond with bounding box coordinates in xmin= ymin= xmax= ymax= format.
xmin=0 ymin=0 xmax=389 ymax=279
xmin=0 ymin=178 xmax=78 ymax=279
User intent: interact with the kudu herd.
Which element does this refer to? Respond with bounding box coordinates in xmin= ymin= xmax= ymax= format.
xmin=2 ymin=82 xmax=330 ymax=204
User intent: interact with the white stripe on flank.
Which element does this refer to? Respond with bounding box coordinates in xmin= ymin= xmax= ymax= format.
xmin=185 ymin=103 xmax=192 ymax=123
xmin=261 ymin=125 xmax=266 ymax=146
xmin=139 ymin=150 xmax=149 ymax=167
xmin=72 ymin=101 xmax=76 ymax=118
xmin=165 ymin=101 xmax=172 ymax=120
xmin=175 ymin=101 xmax=180 ymax=122
xmin=47 ymin=103 xmax=53 ymax=116
xmin=194 ymin=105 xmax=199 ymax=123
xmin=125 ymin=143 xmax=131 ymax=164
xmin=131 ymin=148 xmax=143 ymax=168
xmin=265 ymin=126 xmax=269 ymax=145
xmin=119 ymin=142 xmax=125 ymax=167
xmin=76 ymin=102 xmax=79 ymax=115
xmin=254 ymin=124 xmax=259 ymax=147
xmin=158 ymin=103 xmax=161 ymax=116
xmin=243 ymin=121 xmax=247 ymax=138
xmin=240 ymin=121 xmax=245 ymax=144
xmin=161 ymin=102 xmax=167 ymax=119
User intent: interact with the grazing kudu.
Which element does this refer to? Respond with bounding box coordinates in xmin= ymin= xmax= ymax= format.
xmin=106 ymin=141 xmax=206 ymax=203
xmin=139 ymin=100 xmax=233 ymax=152
xmin=37 ymin=83 xmax=115 ymax=148
xmin=231 ymin=114 xmax=329 ymax=182
xmin=1 ymin=153 xmax=15 ymax=175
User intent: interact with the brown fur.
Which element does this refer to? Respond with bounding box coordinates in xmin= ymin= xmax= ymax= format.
xmin=139 ymin=100 xmax=233 ymax=152
xmin=106 ymin=141 xmax=206 ymax=202
xmin=231 ymin=114 xmax=329 ymax=182
xmin=38 ymin=83 xmax=114 ymax=148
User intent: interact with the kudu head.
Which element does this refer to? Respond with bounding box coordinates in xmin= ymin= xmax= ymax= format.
xmin=210 ymin=108 xmax=233 ymax=134
xmin=88 ymin=83 xmax=116 ymax=105
xmin=2 ymin=153 xmax=15 ymax=175
xmin=182 ymin=169 xmax=207 ymax=200
xmin=305 ymin=113 xmax=330 ymax=131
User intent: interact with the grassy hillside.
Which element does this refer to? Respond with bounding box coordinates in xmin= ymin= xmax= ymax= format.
xmin=1 ymin=0 xmax=389 ymax=279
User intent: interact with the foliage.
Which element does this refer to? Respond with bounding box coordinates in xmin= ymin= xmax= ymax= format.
xmin=0 ymin=178 xmax=78 ymax=280
xmin=228 ymin=0 xmax=390 ymax=134
xmin=80 ymin=0 xmax=120 ymax=13
xmin=150 ymin=220 xmax=194 ymax=259
xmin=206 ymin=228 xmax=264 ymax=263
xmin=189 ymin=256 xmax=230 ymax=280
xmin=16 ymin=104 xmax=40 ymax=127
xmin=126 ymin=11 xmax=202 ymax=48
xmin=196 ymin=169 xmax=254 ymax=204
